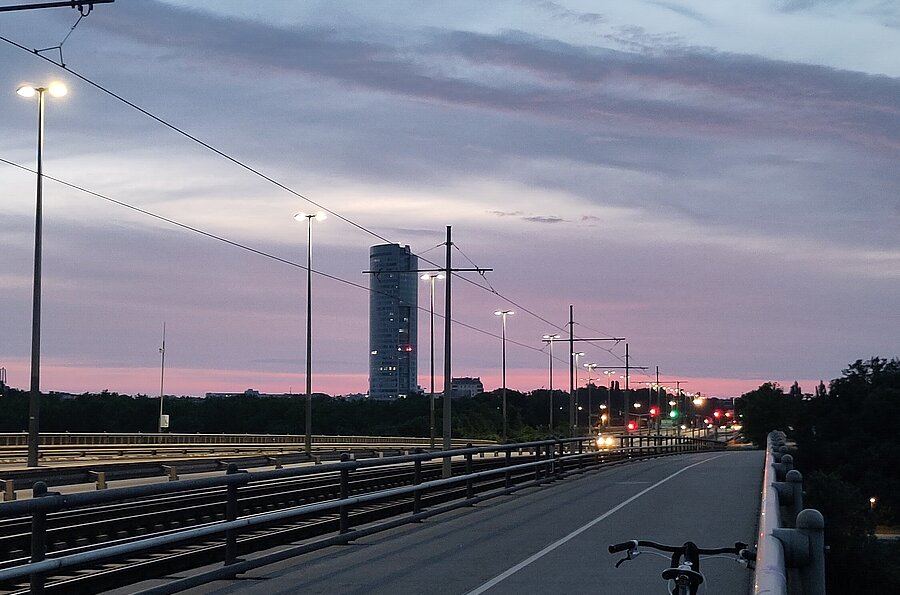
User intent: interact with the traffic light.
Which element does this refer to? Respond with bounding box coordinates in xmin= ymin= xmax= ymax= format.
xmin=669 ymin=409 xmax=679 ymax=419
xmin=649 ymin=406 xmax=659 ymax=417
xmin=627 ymin=421 xmax=637 ymax=432
xmin=713 ymin=410 xmax=722 ymax=419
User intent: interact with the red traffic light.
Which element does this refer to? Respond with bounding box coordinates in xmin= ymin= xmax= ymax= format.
xmin=713 ymin=410 xmax=722 ymax=418
xmin=649 ymin=406 xmax=659 ymax=416
xmin=627 ymin=421 xmax=637 ymax=431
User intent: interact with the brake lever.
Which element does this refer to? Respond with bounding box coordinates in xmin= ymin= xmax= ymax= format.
xmin=615 ymin=549 xmax=639 ymax=568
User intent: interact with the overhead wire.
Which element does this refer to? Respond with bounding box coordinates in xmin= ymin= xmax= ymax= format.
xmin=1 ymin=33 xmax=639 ymax=372
xmin=0 ymin=155 xmax=547 ymax=356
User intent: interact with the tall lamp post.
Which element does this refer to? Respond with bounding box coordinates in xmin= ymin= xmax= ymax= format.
xmin=18 ymin=81 xmax=67 ymax=468
xmin=542 ymin=333 xmax=560 ymax=431
xmin=572 ymin=352 xmax=584 ymax=431
xmin=421 ymin=273 xmax=444 ymax=449
xmin=584 ymin=363 xmax=600 ymax=434
xmin=603 ymin=370 xmax=615 ymax=427
xmin=494 ymin=310 xmax=514 ymax=441
xmin=294 ymin=211 xmax=326 ymax=457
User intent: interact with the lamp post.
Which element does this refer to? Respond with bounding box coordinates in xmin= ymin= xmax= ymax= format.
xmin=603 ymin=370 xmax=614 ymax=427
xmin=584 ymin=363 xmax=599 ymax=434
xmin=572 ymin=352 xmax=584 ymax=431
xmin=494 ymin=310 xmax=513 ymax=441
xmin=18 ymin=81 xmax=67 ymax=468
xmin=542 ymin=333 xmax=560 ymax=431
xmin=421 ymin=273 xmax=444 ymax=449
xmin=294 ymin=211 xmax=326 ymax=457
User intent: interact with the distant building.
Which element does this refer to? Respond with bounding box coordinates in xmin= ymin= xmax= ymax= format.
xmin=368 ymin=244 xmax=418 ymax=399
xmin=451 ymin=377 xmax=484 ymax=398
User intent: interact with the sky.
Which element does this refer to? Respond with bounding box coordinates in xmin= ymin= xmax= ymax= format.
xmin=1 ymin=0 xmax=898 ymax=399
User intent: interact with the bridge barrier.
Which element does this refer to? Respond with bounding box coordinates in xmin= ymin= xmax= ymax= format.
xmin=0 ymin=434 xmax=724 ymax=592
xmin=753 ymin=431 xmax=825 ymax=595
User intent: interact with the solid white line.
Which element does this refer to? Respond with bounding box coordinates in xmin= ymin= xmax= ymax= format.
xmin=464 ymin=455 xmax=725 ymax=595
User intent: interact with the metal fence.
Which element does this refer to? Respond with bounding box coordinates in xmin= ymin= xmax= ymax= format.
xmin=0 ymin=434 xmax=723 ymax=594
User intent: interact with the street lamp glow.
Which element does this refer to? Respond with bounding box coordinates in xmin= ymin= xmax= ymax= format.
xmin=16 ymin=84 xmax=36 ymax=97
xmin=48 ymin=82 xmax=67 ymax=97
xmin=421 ymin=273 xmax=444 ymax=281
xmin=294 ymin=211 xmax=327 ymax=222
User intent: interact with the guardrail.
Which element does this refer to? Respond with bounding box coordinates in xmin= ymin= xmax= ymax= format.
xmin=0 ymin=434 xmax=724 ymax=593
xmin=0 ymin=431 xmax=496 ymax=448
xmin=753 ymin=431 xmax=825 ymax=595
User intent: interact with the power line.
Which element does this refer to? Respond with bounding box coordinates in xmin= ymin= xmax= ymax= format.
xmin=1 ymin=33 xmax=634 ymax=368
xmin=0 ymin=156 xmax=547 ymax=356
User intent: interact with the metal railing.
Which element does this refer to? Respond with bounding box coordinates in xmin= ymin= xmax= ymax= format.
xmin=753 ymin=431 xmax=825 ymax=595
xmin=0 ymin=435 xmax=723 ymax=593
xmin=0 ymin=431 xmax=495 ymax=448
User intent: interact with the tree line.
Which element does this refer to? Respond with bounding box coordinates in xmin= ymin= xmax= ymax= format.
xmin=737 ymin=357 xmax=900 ymax=593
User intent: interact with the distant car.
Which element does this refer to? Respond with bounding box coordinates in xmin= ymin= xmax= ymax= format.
xmin=595 ymin=434 xmax=616 ymax=449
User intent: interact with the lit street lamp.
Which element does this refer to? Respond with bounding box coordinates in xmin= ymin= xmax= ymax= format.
xmin=18 ymin=81 xmax=67 ymax=468
xmin=421 ymin=273 xmax=444 ymax=449
xmin=494 ymin=310 xmax=514 ymax=441
xmin=542 ymin=333 xmax=560 ymax=431
xmin=294 ymin=211 xmax=326 ymax=456
xmin=584 ymin=363 xmax=600 ymax=433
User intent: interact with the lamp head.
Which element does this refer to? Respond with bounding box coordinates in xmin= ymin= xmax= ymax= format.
xmin=16 ymin=84 xmax=36 ymax=98
xmin=294 ymin=211 xmax=327 ymax=222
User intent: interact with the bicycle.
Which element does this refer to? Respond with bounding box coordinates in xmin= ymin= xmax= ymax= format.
xmin=608 ymin=539 xmax=755 ymax=595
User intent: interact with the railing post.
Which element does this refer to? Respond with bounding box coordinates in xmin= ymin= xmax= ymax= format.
xmin=412 ymin=451 xmax=422 ymax=515
xmin=465 ymin=443 xmax=474 ymax=499
xmin=224 ymin=463 xmax=244 ymax=566
xmin=556 ymin=440 xmax=565 ymax=478
xmin=3 ymin=479 xmax=15 ymax=501
xmin=504 ymin=449 xmax=512 ymax=488
xmin=773 ymin=509 xmax=826 ymax=595
xmin=534 ymin=443 xmax=542 ymax=482
xmin=340 ymin=453 xmax=352 ymax=531
xmin=30 ymin=481 xmax=58 ymax=594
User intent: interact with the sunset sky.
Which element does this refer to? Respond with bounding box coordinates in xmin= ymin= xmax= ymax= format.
xmin=1 ymin=0 xmax=898 ymax=399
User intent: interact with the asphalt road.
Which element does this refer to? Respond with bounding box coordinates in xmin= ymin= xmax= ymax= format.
xmin=178 ymin=449 xmax=763 ymax=595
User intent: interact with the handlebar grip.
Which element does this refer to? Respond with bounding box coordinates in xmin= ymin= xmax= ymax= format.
xmin=608 ymin=540 xmax=637 ymax=554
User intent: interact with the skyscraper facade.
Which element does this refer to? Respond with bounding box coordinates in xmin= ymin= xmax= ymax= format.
xmin=368 ymin=244 xmax=418 ymax=399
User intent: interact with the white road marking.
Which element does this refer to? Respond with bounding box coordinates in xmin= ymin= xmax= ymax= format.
xmin=464 ymin=455 xmax=725 ymax=595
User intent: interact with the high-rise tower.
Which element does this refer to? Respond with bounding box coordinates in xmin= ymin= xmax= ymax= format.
xmin=368 ymin=244 xmax=418 ymax=399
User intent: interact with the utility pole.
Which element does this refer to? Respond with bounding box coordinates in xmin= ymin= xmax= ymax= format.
xmin=442 ymin=226 xmax=453 ymax=478
xmin=565 ymin=305 xmax=626 ymax=437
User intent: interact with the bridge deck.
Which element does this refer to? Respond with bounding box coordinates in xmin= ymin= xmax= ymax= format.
xmin=157 ymin=449 xmax=763 ymax=595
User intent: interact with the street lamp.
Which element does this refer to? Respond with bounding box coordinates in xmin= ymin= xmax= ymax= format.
xmin=294 ymin=211 xmax=326 ymax=457
xmin=494 ymin=310 xmax=514 ymax=441
xmin=18 ymin=81 xmax=67 ymax=468
xmin=584 ymin=363 xmax=600 ymax=433
xmin=421 ymin=273 xmax=444 ymax=449
xmin=542 ymin=333 xmax=560 ymax=431
xmin=603 ymin=370 xmax=615 ymax=426
xmin=572 ymin=352 xmax=584 ymax=431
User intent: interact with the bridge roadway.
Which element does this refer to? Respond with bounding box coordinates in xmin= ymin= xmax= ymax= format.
xmin=168 ymin=449 xmax=763 ymax=595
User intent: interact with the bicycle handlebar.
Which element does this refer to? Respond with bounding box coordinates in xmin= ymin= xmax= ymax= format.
xmin=608 ymin=540 xmax=638 ymax=554
xmin=608 ymin=540 xmax=748 ymax=556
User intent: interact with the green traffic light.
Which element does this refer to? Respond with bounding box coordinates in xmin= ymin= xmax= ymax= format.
xmin=669 ymin=409 xmax=679 ymax=418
